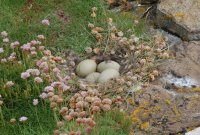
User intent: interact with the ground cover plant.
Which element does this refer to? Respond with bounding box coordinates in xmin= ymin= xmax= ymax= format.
xmin=0 ymin=0 xmax=169 ymax=135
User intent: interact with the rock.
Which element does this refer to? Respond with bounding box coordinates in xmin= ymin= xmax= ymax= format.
xmin=128 ymin=85 xmax=200 ymax=134
xmin=76 ymin=59 xmax=97 ymax=77
xmin=85 ymin=72 xmax=100 ymax=83
xmin=97 ymin=60 xmax=120 ymax=72
xmin=156 ymin=0 xmax=200 ymax=41
xmin=159 ymin=42 xmax=200 ymax=87
xmin=186 ymin=127 xmax=200 ymax=135
xmin=150 ymin=28 xmax=182 ymax=47
xmin=98 ymin=69 xmax=120 ymax=83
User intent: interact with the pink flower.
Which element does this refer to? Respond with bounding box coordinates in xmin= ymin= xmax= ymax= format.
xmin=61 ymin=84 xmax=70 ymax=92
xmin=10 ymin=41 xmax=19 ymax=49
xmin=5 ymin=81 xmax=14 ymax=88
xmin=41 ymin=19 xmax=50 ymax=26
xmin=7 ymin=56 xmax=15 ymax=62
xmin=43 ymin=50 xmax=51 ymax=56
xmin=30 ymin=40 xmax=38 ymax=45
xmin=0 ymin=48 xmax=4 ymax=53
xmin=29 ymin=69 xmax=40 ymax=76
xmin=21 ymin=44 xmax=31 ymax=51
xmin=31 ymin=51 xmax=37 ymax=56
xmin=39 ymin=46 xmax=45 ymax=51
xmin=1 ymin=31 xmax=8 ymax=37
xmin=34 ymin=77 xmax=43 ymax=83
xmin=33 ymin=99 xmax=39 ymax=106
xmin=37 ymin=35 xmax=45 ymax=40
xmin=51 ymin=81 xmax=62 ymax=87
xmin=3 ymin=38 xmax=9 ymax=43
xmin=44 ymin=86 xmax=54 ymax=92
xmin=1 ymin=58 xmax=7 ymax=63
xmin=52 ymin=68 xmax=60 ymax=73
xmin=19 ymin=116 xmax=28 ymax=122
xmin=10 ymin=52 xmax=16 ymax=57
xmin=39 ymin=62 xmax=48 ymax=69
xmin=36 ymin=60 xmax=42 ymax=67
xmin=30 ymin=47 xmax=36 ymax=51
xmin=39 ymin=92 xmax=48 ymax=99
xmin=21 ymin=72 xmax=30 ymax=79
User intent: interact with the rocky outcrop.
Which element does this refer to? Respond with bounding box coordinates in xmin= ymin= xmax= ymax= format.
xmin=156 ymin=0 xmax=200 ymax=41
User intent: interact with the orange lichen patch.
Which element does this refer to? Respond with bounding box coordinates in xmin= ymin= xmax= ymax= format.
xmin=172 ymin=105 xmax=181 ymax=117
xmin=127 ymin=98 xmax=135 ymax=106
xmin=175 ymin=12 xmax=185 ymax=18
xmin=140 ymin=122 xmax=150 ymax=130
xmin=192 ymin=87 xmax=200 ymax=92
xmin=131 ymin=101 xmax=162 ymax=131
xmin=165 ymin=99 xmax=171 ymax=105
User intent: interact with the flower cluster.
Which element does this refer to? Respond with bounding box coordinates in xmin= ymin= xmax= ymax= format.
xmin=0 ymin=94 xmax=3 ymax=106
xmin=1 ymin=31 xmax=9 ymax=43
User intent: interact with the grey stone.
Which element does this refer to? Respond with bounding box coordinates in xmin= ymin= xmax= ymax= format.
xmin=156 ymin=0 xmax=200 ymax=41
xmin=98 ymin=69 xmax=120 ymax=83
xmin=150 ymin=28 xmax=182 ymax=47
xmin=76 ymin=59 xmax=97 ymax=77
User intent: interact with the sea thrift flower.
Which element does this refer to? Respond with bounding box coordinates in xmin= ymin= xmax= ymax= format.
xmin=5 ymin=81 xmax=14 ymax=88
xmin=134 ymin=37 xmax=139 ymax=42
xmin=10 ymin=118 xmax=16 ymax=124
xmin=37 ymin=35 xmax=45 ymax=40
xmin=34 ymin=77 xmax=43 ymax=84
xmin=28 ymin=69 xmax=40 ymax=76
xmin=10 ymin=41 xmax=20 ymax=49
xmin=39 ymin=92 xmax=48 ymax=99
xmin=0 ymin=101 xmax=3 ymax=106
xmin=1 ymin=58 xmax=7 ymax=63
xmin=75 ymin=131 xmax=81 ymax=135
xmin=39 ymin=46 xmax=45 ymax=51
xmin=33 ymin=99 xmax=39 ymax=106
xmin=21 ymin=72 xmax=30 ymax=79
xmin=85 ymin=47 xmax=92 ymax=54
xmin=117 ymin=31 xmax=123 ymax=37
xmin=44 ymin=86 xmax=54 ymax=92
xmin=88 ymin=23 xmax=94 ymax=28
xmin=1 ymin=31 xmax=8 ymax=37
xmin=64 ymin=115 xmax=72 ymax=121
xmin=102 ymin=104 xmax=111 ymax=111
xmin=21 ymin=44 xmax=31 ymax=51
xmin=92 ymin=7 xmax=97 ymax=12
xmin=30 ymin=40 xmax=38 ymax=45
xmin=30 ymin=47 xmax=36 ymax=51
xmin=3 ymin=38 xmax=9 ymax=43
xmin=41 ymin=19 xmax=50 ymax=26
xmin=43 ymin=50 xmax=51 ymax=56
xmin=85 ymin=127 xmax=92 ymax=134
xmin=102 ymin=98 xmax=112 ymax=105
xmin=19 ymin=116 xmax=28 ymax=122
xmin=61 ymin=84 xmax=70 ymax=92
xmin=57 ymin=121 xmax=64 ymax=128
xmin=0 ymin=48 xmax=4 ymax=53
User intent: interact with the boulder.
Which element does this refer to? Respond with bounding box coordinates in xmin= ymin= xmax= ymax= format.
xmin=98 ymin=69 xmax=120 ymax=83
xmin=85 ymin=72 xmax=100 ymax=83
xmin=156 ymin=0 xmax=200 ymax=41
xmin=76 ymin=59 xmax=97 ymax=77
xmin=97 ymin=60 xmax=120 ymax=72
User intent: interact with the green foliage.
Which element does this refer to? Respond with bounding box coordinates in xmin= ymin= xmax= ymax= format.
xmin=0 ymin=0 xmax=137 ymax=134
